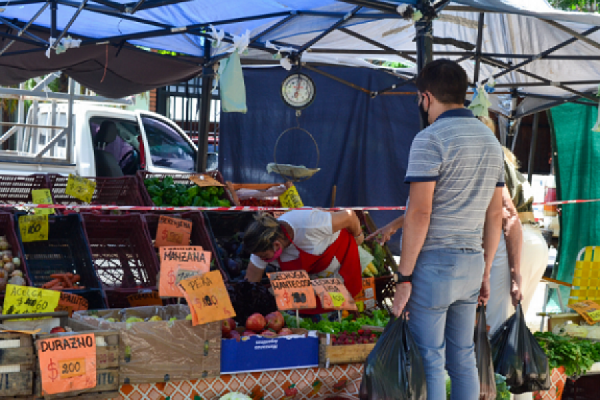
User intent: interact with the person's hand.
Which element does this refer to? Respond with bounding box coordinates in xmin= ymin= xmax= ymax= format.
xmin=354 ymin=232 xmax=365 ymax=246
xmin=510 ymin=274 xmax=523 ymax=307
xmin=478 ymin=277 xmax=490 ymax=306
xmin=391 ymin=283 xmax=412 ymax=317
xmin=366 ymin=224 xmax=397 ymax=245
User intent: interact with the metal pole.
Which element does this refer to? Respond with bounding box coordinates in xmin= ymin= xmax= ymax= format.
xmin=195 ymin=39 xmax=212 ymax=173
xmin=66 ymin=78 xmax=75 ymax=164
xmin=473 ymin=12 xmax=485 ymax=84
xmin=528 ymin=112 xmax=540 ymax=184
xmin=16 ymin=82 xmax=24 ymax=151
xmin=415 ymin=10 xmax=433 ymax=129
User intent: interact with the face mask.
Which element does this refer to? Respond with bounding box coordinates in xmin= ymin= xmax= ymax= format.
xmin=263 ymin=245 xmax=283 ymax=263
xmin=419 ymin=93 xmax=430 ymax=127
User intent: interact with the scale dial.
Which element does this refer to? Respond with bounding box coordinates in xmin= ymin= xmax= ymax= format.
xmin=281 ymin=73 xmax=316 ymax=110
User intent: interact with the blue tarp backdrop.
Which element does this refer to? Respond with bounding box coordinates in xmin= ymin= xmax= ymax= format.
xmin=219 ymin=67 xmax=420 ymax=254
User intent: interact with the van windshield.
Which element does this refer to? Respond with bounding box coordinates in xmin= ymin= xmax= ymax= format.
xmin=141 ymin=116 xmax=196 ymax=172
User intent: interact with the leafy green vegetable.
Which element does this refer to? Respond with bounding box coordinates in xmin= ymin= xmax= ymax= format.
xmin=144 ymin=177 xmax=229 ymax=207
xmin=534 ymin=331 xmax=600 ymax=377
xmin=283 ymin=310 xmax=390 ymax=334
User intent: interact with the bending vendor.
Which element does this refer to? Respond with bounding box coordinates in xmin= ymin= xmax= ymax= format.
xmin=243 ymin=210 xmax=365 ymax=310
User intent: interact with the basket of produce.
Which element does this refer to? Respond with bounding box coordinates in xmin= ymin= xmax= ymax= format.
xmin=0 ymin=212 xmax=30 ymax=305
xmin=73 ymin=305 xmax=221 ymax=384
xmin=48 ymin=174 xmax=144 ymax=211
xmin=0 ymin=173 xmax=51 ymax=207
xmin=81 ymin=213 xmax=159 ymax=309
xmin=14 ymin=213 xmax=108 ymax=310
xmin=137 ymin=170 xmax=237 ymax=207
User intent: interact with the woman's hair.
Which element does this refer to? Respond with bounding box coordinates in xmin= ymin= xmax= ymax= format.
xmin=479 ymin=115 xmax=519 ymax=168
xmin=243 ymin=213 xmax=284 ymax=254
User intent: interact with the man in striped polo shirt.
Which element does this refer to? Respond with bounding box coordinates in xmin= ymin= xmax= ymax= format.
xmin=384 ymin=60 xmax=504 ymax=400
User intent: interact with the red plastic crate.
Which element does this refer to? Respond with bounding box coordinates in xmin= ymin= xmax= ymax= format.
xmin=0 ymin=174 xmax=50 ymax=205
xmin=48 ymin=174 xmax=144 ymax=210
xmin=81 ymin=213 xmax=159 ymax=290
xmin=137 ymin=170 xmax=237 ymax=207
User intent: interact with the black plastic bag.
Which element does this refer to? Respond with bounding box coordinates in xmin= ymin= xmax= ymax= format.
xmin=490 ymin=303 xmax=551 ymax=394
xmin=359 ymin=313 xmax=427 ymax=400
xmin=474 ymin=305 xmax=497 ymax=400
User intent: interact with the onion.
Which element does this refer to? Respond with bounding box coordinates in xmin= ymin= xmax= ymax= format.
xmin=2 ymin=255 xmax=10 ymax=263
xmin=3 ymin=262 xmax=14 ymax=274
xmin=12 ymin=258 xmax=20 ymax=267
xmin=0 ymin=241 xmax=9 ymax=251
xmin=11 ymin=270 xmax=22 ymax=277
xmin=8 ymin=275 xmax=25 ymax=286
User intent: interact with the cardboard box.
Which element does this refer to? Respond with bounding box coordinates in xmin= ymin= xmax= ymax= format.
xmin=220 ymin=329 xmax=319 ymax=374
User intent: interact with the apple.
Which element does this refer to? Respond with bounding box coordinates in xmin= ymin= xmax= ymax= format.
xmin=265 ymin=311 xmax=284 ymax=333
xmin=222 ymin=320 xmax=232 ymax=337
xmin=278 ymin=328 xmax=294 ymax=336
xmin=259 ymin=330 xmax=277 ymax=338
xmin=226 ymin=318 xmax=236 ymax=331
xmin=245 ymin=313 xmax=266 ymax=333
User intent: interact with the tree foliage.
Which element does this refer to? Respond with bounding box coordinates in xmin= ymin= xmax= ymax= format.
xmin=549 ymin=0 xmax=599 ymax=11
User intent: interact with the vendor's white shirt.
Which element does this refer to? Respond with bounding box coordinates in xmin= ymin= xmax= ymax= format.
xmin=250 ymin=210 xmax=341 ymax=277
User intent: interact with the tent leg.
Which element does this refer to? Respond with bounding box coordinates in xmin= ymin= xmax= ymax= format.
xmin=196 ymin=40 xmax=212 ymax=173
xmin=528 ymin=112 xmax=540 ymax=184
xmin=415 ymin=4 xmax=432 ymax=129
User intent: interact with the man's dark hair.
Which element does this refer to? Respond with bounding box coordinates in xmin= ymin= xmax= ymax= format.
xmin=416 ymin=59 xmax=468 ymax=105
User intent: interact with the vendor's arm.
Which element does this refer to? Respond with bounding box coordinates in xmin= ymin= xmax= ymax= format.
xmin=330 ymin=210 xmax=364 ymax=245
xmin=502 ymin=186 xmax=523 ymax=305
xmin=366 ymin=215 xmax=405 ymax=244
xmin=245 ymin=261 xmax=265 ymax=282
xmin=479 ymin=187 xmax=504 ymax=305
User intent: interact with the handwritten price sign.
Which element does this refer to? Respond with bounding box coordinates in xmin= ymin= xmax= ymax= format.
xmin=311 ymin=278 xmax=357 ymax=311
xmin=159 ymin=246 xmax=211 ymax=298
xmin=37 ymin=333 xmax=96 ymax=395
xmin=127 ymin=291 xmax=162 ymax=307
xmin=3 ymin=284 xmax=60 ymax=319
xmin=65 ymin=174 xmax=96 ymax=204
xmin=178 ymin=270 xmax=235 ymax=326
xmin=155 ymin=216 xmax=192 ymax=248
xmin=189 ymin=174 xmax=225 ymax=187
xmin=570 ymin=300 xmax=600 ymax=325
xmin=279 ymin=186 xmax=304 ymax=208
xmin=268 ymin=270 xmax=316 ymax=311
xmin=19 ymin=214 xmax=49 ymax=242
xmin=32 ymin=189 xmax=55 ymax=215
xmin=354 ymin=277 xmax=376 ymax=312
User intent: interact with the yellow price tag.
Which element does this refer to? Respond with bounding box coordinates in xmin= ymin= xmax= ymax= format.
xmin=3 ymin=284 xmax=60 ymax=320
xmin=279 ymin=186 xmax=304 ymax=208
xmin=65 ymin=174 xmax=96 ymax=203
xmin=59 ymin=358 xmax=86 ymax=379
xmin=328 ymin=292 xmax=346 ymax=308
xmin=32 ymin=189 xmax=55 ymax=215
xmin=19 ymin=214 xmax=48 ymax=242
xmin=589 ymin=310 xmax=600 ymax=322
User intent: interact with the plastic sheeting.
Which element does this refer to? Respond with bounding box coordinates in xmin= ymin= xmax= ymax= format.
xmin=219 ymin=66 xmax=419 ymax=254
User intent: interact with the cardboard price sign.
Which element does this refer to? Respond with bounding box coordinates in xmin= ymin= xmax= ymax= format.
xmin=3 ymin=284 xmax=60 ymax=319
xmin=178 ymin=270 xmax=235 ymax=325
xmin=37 ymin=333 xmax=96 ymax=395
xmin=155 ymin=216 xmax=192 ymax=248
xmin=55 ymin=292 xmax=88 ymax=317
xmin=159 ymin=246 xmax=211 ymax=298
xmin=354 ymin=277 xmax=376 ymax=312
xmin=311 ymin=278 xmax=357 ymax=311
xmin=176 ymin=269 xmax=202 ymax=285
xmin=127 ymin=291 xmax=162 ymax=307
xmin=570 ymin=300 xmax=600 ymax=325
xmin=19 ymin=214 xmax=49 ymax=242
xmin=189 ymin=174 xmax=225 ymax=187
xmin=279 ymin=186 xmax=304 ymax=208
xmin=65 ymin=174 xmax=96 ymax=203
xmin=268 ymin=270 xmax=316 ymax=311
xmin=32 ymin=189 xmax=55 ymax=215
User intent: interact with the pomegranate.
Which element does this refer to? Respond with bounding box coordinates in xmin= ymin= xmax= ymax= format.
xmin=259 ymin=330 xmax=277 ymax=338
xmin=242 ymin=331 xmax=256 ymax=337
xmin=278 ymin=327 xmax=294 ymax=336
xmin=245 ymin=313 xmax=266 ymax=333
xmin=222 ymin=320 xmax=232 ymax=337
xmin=265 ymin=311 xmax=285 ymax=333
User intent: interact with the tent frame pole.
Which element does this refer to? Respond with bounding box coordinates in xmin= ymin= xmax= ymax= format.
xmin=297 ymin=6 xmax=362 ymax=54
xmin=415 ymin=0 xmax=433 ymax=129
xmin=528 ymin=112 xmax=540 ymax=184
xmin=0 ymin=2 xmax=49 ymax=56
xmin=473 ymin=12 xmax=485 ymax=84
xmin=337 ymin=27 xmax=416 ymax=63
xmin=196 ymin=39 xmax=212 ymax=173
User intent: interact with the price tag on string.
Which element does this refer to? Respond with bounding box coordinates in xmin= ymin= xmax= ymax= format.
xmin=178 ymin=270 xmax=235 ymax=326
xmin=127 ymin=291 xmax=162 ymax=307
xmin=279 ymin=186 xmax=304 ymax=208
xmin=56 ymin=292 xmax=88 ymax=317
xmin=155 ymin=216 xmax=192 ymax=248
xmin=311 ymin=278 xmax=357 ymax=311
xmin=19 ymin=214 xmax=49 ymax=242
xmin=354 ymin=277 xmax=376 ymax=312
xmin=267 ymin=270 xmax=316 ymax=311
xmin=158 ymin=246 xmax=211 ymax=298
xmin=65 ymin=174 xmax=96 ymax=203
xmin=189 ymin=174 xmax=225 ymax=187
xmin=570 ymin=300 xmax=600 ymax=325
xmin=32 ymin=189 xmax=55 ymax=215
xmin=37 ymin=333 xmax=96 ymax=395
xmin=3 ymin=284 xmax=60 ymax=319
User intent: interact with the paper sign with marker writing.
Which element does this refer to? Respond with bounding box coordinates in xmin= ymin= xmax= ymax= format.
xmin=37 ymin=333 xmax=96 ymax=395
xmin=176 ymin=269 xmax=202 ymax=285
xmin=32 ymin=189 xmax=55 ymax=215
xmin=189 ymin=174 xmax=225 ymax=187
xmin=155 ymin=216 xmax=192 ymax=248
xmin=311 ymin=278 xmax=357 ymax=311
xmin=570 ymin=300 xmax=600 ymax=325
xmin=19 ymin=214 xmax=49 ymax=242
xmin=65 ymin=174 xmax=96 ymax=203
xmin=354 ymin=277 xmax=376 ymax=312
xmin=268 ymin=270 xmax=316 ymax=311
xmin=56 ymin=292 xmax=88 ymax=317
xmin=178 ymin=270 xmax=235 ymax=325
xmin=159 ymin=246 xmax=211 ymax=298
xmin=127 ymin=291 xmax=162 ymax=307
xmin=3 ymin=284 xmax=60 ymax=319
xmin=279 ymin=186 xmax=303 ymax=208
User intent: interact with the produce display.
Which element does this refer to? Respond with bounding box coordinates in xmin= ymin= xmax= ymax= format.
xmin=226 ymin=281 xmax=278 ymax=324
xmin=41 ymin=273 xmax=84 ymax=290
xmin=144 ymin=176 xmax=232 ymax=207
xmin=330 ymin=329 xmax=381 ymax=346
xmin=534 ymin=331 xmax=600 ymax=377
xmin=223 ymin=311 xmax=294 ymax=339
xmin=283 ymin=309 xmax=389 ymax=334
xmin=216 ymin=232 xmax=252 ymax=282
xmin=360 ymin=232 xmax=389 ymax=278
xmin=0 ymin=236 xmax=26 ymax=291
